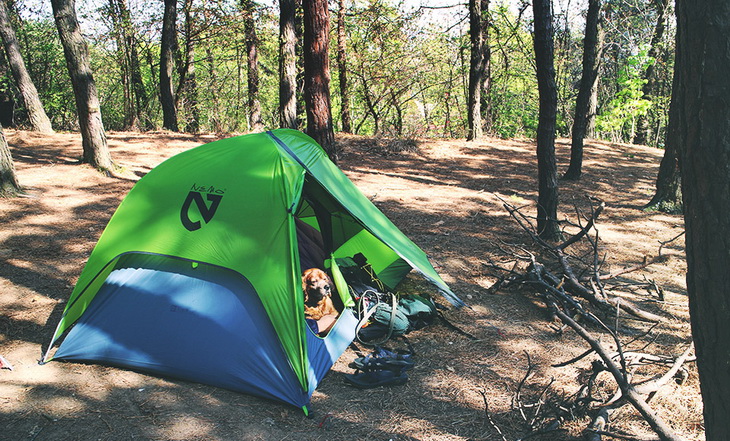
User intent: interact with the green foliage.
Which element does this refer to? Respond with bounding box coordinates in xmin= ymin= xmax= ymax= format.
xmin=3 ymin=0 xmax=673 ymax=145
xmin=16 ymin=19 xmax=76 ymax=129
xmin=596 ymin=51 xmax=653 ymax=141
xmin=486 ymin=3 xmax=539 ymax=138
xmin=644 ymin=200 xmax=683 ymax=215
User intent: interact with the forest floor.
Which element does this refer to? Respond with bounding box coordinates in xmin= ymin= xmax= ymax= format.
xmin=0 ymin=129 xmax=701 ymax=441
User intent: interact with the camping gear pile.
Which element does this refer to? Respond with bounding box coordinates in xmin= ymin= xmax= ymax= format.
xmin=41 ymin=129 xmax=462 ymax=412
xmin=338 ymin=252 xmax=439 ymax=345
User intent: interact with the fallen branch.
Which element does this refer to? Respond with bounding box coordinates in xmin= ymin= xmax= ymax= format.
xmin=499 ymin=197 xmax=667 ymax=323
xmin=553 ymin=307 xmax=688 ymax=441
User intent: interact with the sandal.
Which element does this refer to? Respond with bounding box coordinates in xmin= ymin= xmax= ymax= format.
xmin=351 ymin=346 xmax=415 ymax=371
xmin=350 ymin=354 xmax=414 ymax=371
xmin=343 ymin=369 xmax=408 ymax=389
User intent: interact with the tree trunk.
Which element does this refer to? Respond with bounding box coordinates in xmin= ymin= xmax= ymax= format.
xmin=675 ymin=0 xmax=730 ymax=438
xmin=0 ymin=0 xmax=53 ymax=133
xmin=467 ymin=0 xmax=484 ymax=141
xmin=279 ymin=0 xmax=298 ymax=129
xmin=242 ymin=0 xmax=263 ymax=132
xmin=564 ymin=0 xmax=602 ymax=180
xmin=586 ymin=73 xmax=598 ymax=138
xmin=336 ymin=0 xmax=351 ymax=133
xmin=645 ymin=59 xmax=682 ymax=213
xmin=206 ymin=48 xmax=221 ymax=132
xmin=390 ymin=89 xmax=403 ymax=136
xmin=51 ymin=0 xmax=115 ymax=174
xmin=0 ymin=125 xmax=21 ymax=197
xmin=179 ymin=0 xmax=199 ymax=133
xmin=126 ymin=11 xmax=148 ymax=129
xmin=633 ymin=0 xmax=670 ymax=146
xmin=480 ymin=0 xmax=492 ymax=134
xmin=302 ymin=0 xmax=336 ymax=162
xmin=359 ymin=75 xmax=379 ymax=136
xmin=531 ymin=0 xmax=560 ymax=240
xmin=160 ymin=0 xmax=178 ymax=131
xmin=108 ymin=0 xmax=135 ymax=129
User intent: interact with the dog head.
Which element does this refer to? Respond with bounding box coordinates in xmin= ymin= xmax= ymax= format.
xmin=302 ymin=268 xmax=333 ymax=304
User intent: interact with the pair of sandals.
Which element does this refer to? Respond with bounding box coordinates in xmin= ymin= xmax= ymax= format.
xmin=343 ymin=346 xmax=414 ymax=389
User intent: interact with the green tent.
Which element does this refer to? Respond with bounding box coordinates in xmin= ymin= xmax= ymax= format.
xmin=43 ymin=129 xmax=461 ymax=410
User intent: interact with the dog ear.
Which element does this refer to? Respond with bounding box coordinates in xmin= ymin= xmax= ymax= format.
xmin=302 ymin=269 xmax=311 ymax=302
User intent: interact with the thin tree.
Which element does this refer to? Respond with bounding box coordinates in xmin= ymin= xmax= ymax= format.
xmin=242 ymin=0 xmax=263 ymax=132
xmin=279 ymin=0 xmax=298 ymax=129
xmin=108 ymin=0 xmax=147 ymax=130
xmin=633 ymin=0 xmax=670 ymax=146
xmin=51 ymin=0 xmax=116 ymax=173
xmin=0 ymin=125 xmax=22 ymax=197
xmin=675 ymin=0 xmax=730 ymax=438
xmin=336 ymin=0 xmax=351 ymax=133
xmin=177 ymin=0 xmax=199 ymax=132
xmin=467 ymin=0 xmax=485 ymax=141
xmin=0 ymin=0 xmax=53 ymax=133
xmin=160 ymin=0 xmax=178 ymax=131
xmin=125 ymin=1 xmax=148 ymax=129
xmin=480 ymin=0 xmax=492 ymax=134
xmin=645 ymin=60 xmax=681 ymax=213
xmin=531 ymin=0 xmax=560 ymax=239
xmin=206 ymin=48 xmax=222 ymax=132
xmin=302 ymin=0 xmax=336 ymax=161
xmin=563 ymin=0 xmax=602 ymax=180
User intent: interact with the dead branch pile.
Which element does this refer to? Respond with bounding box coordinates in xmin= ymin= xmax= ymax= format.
xmin=485 ymin=197 xmax=693 ymax=441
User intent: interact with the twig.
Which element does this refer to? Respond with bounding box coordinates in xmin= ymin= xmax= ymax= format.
xmin=587 ymin=429 xmax=660 ymax=441
xmin=552 ymin=347 xmax=595 ymax=367
xmin=513 ymin=351 xmax=534 ymax=421
xmin=480 ymin=389 xmax=508 ymax=441
xmin=557 ymin=201 xmax=605 ymax=251
xmin=633 ymin=343 xmax=695 ymax=398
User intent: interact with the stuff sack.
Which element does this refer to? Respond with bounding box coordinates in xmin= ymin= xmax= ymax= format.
xmin=398 ymin=294 xmax=437 ymax=331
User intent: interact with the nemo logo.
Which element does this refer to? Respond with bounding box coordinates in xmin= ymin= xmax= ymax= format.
xmin=180 ymin=184 xmax=224 ymax=231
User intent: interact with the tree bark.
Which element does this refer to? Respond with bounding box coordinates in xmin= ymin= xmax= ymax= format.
xmin=51 ymin=0 xmax=115 ymax=173
xmin=586 ymin=72 xmax=598 ymax=138
xmin=160 ymin=0 xmax=178 ymax=131
xmin=336 ymin=0 xmax=351 ymax=133
xmin=675 ymin=0 xmax=730 ymax=438
xmin=0 ymin=0 xmax=53 ymax=133
xmin=302 ymin=0 xmax=336 ymax=161
xmin=0 ymin=125 xmax=21 ymax=197
xmin=633 ymin=0 xmax=670 ymax=146
xmin=242 ymin=0 xmax=263 ymax=132
xmin=467 ymin=0 xmax=484 ymax=141
xmin=279 ymin=0 xmax=298 ymax=129
xmin=564 ymin=0 xmax=602 ymax=180
xmin=531 ymin=0 xmax=560 ymax=240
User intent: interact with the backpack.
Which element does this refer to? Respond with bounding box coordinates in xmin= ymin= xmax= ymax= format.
xmin=339 ymin=254 xmax=437 ymax=345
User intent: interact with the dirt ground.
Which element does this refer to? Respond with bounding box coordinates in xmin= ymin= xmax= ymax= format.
xmin=0 ymin=129 xmax=702 ymax=440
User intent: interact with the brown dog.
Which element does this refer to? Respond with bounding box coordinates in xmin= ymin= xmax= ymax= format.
xmin=302 ymin=268 xmax=338 ymax=321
